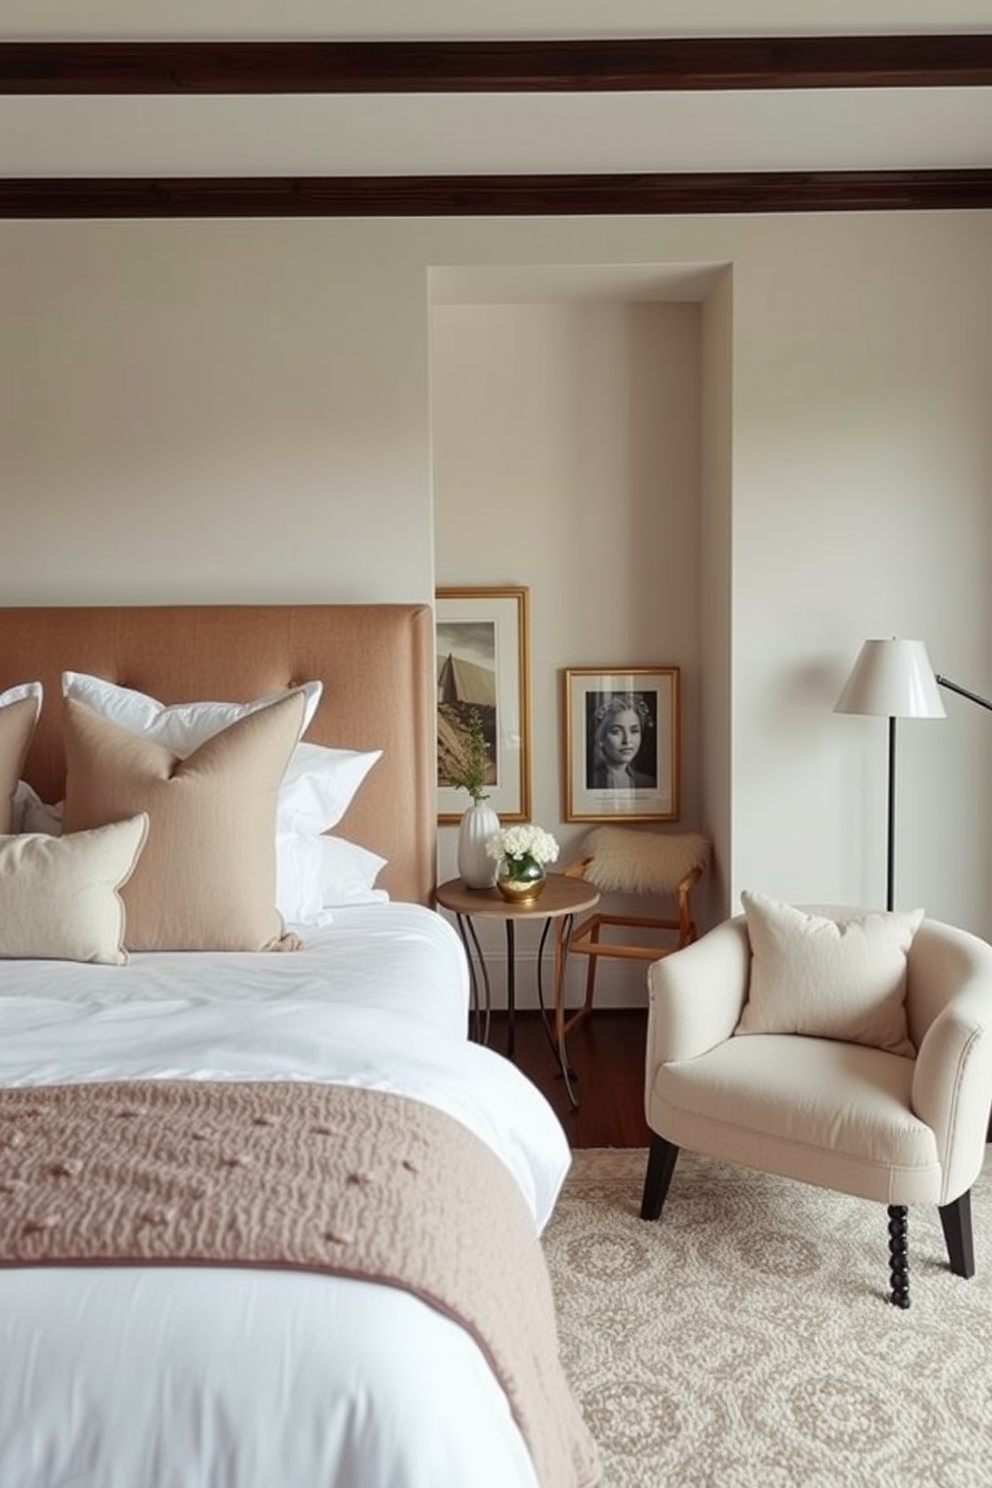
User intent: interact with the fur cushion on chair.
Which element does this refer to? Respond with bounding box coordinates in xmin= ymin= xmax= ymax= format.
xmin=581 ymin=827 xmax=710 ymax=895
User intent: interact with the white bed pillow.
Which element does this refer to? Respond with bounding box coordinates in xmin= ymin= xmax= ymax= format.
xmin=62 ymin=672 xmax=323 ymax=753
xmin=0 ymin=681 xmax=42 ymax=709
xmin=1 ymin=682 xmax=42 ymax=835
xmin=736 ymin=890 xmax=923 ymax=1057
xmin=317 ymin=834 xmax=388 ymax=905
xmin=0 ymin=814 xmax=148 ymax=965
xmin=277 ymin=741 xmax=382 ymax=837
xmin=12 ymin=779 xmax=62 ymax=836
xmin=277 ymin=830 xmax=388 ymax=925
xmin=61 ymin=673 xmax=380 ymax=837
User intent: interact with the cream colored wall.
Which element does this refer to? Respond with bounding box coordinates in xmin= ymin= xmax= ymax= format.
xmin=5 ymin=1 xmax=986 ymax=36
xmin=431 ymin=297 xmax=704 ymax=847
xmin=431 ymin=296 xmax=705 ymax=1003
xmin=728 ymin=216 xmax=992 ymax=926
xmin=0 ymin=221 xmax=434 ymax=604
xmin=699 ymin=270 xmax=734 ymax=925
xmin=3 ymin=209 xmax=991 ymax=1004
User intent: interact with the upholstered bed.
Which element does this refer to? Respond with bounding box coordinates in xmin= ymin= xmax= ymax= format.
xmin=0 ymin=605 xmax=598 ymax=1488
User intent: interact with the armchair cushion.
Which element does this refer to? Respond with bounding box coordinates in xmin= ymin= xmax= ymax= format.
xmin=736 ymin=891 xmax=924 ymax=1057
xmin=651 ymin=1034 xmax=941 ymax=1205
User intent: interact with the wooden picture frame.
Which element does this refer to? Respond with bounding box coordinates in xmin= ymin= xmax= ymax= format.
xmin=436 ymin=586 xmax=531 ymax=824
xmin=563 ymin=666 xmax=680 ymax=823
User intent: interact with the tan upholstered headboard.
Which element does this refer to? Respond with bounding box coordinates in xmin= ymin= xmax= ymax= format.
xmin=0 ymin=604 xmax=436 ymax=906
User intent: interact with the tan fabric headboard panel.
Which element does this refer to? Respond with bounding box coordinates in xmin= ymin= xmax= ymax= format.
xmin=0 ymin=605 xmax=436 ymax=906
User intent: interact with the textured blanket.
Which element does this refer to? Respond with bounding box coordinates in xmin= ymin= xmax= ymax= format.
xmin=0 ymin=1080 xmax=600 ymax=1488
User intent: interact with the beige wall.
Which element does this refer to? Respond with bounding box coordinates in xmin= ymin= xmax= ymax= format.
xmin=728 ymin=217 xmax=992 ymax=924
xmin=4 ymin=1 xmax=986 ymax=32
xmin=699 ymin=269 xmax=735 ymax=925
xmin=431 ymin=293 xmax=709 ymax=1003
xmin=3 ymin=209 xmax=991 ymax=1006
xmin=0 ymin=222 xmax=435 ymax=605
xmin=431 ymin=298 xmax=704 ymax=833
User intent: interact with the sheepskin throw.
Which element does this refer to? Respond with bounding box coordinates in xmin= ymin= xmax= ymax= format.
xmin=0 ymin=1080 xmax=601 ymax=1488
xmin=582 ymin=827 xmax=710 ymax=895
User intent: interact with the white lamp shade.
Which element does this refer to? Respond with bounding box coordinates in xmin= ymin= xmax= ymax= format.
xmin=835 ymin=638 xmax=946 ymax=719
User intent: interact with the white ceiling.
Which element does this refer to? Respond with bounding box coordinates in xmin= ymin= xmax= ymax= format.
xmin=1 ymin=1 xmax=990 ymax=179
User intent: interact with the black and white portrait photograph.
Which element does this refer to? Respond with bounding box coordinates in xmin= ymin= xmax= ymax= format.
xmin=584 ymin=689 xmax=658 ymax=791
xmin=565 ymin=667 xmax=680 ymax=822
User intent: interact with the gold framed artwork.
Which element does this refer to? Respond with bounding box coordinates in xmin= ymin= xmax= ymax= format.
xmin=436 ymin=586 xmax=531 ymax=824
xmin=563 ymin=666 xmax=680 ymax=823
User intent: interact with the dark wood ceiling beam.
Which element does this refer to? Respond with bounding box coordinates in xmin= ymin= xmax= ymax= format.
xmin=2 ymin=170 xmax=990 ymax=218
xmin=1 ymin=35 xmax=991 ymax=94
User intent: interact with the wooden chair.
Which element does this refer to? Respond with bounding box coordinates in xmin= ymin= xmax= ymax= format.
xmin=559 ymin=827 xmax=710 ymax=1038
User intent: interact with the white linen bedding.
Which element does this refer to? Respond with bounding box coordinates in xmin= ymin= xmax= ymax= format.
xmin=0 ymin=903 xmax=572 ymax=1488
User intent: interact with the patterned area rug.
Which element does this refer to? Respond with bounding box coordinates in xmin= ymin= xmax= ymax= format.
xmin=543 ymin=1148 xmax=992 ymax=1488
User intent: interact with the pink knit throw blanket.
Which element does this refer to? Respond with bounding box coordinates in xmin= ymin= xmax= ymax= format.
xmin=0 ymin=1079 xmax=600 ymax=1488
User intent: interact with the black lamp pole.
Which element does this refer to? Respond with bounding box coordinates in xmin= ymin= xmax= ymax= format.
xmin=885 ymin=675 xmax=991 ymax=914
xmin=837 ymin=651 xmax=990 ymax=916
xmin=936 ymin=674 xmax=992 ymax=714
xmin=885 ymin=715 xmax=897 ymax=913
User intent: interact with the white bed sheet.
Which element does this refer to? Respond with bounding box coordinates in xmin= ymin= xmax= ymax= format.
xmin=0 ymin=903 xmax=571 ymax=1488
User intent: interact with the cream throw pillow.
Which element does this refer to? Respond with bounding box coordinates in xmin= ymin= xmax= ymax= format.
xmin=736 ymin=890 xmax=924 ymax=1057
xmin=0 ymin=815 xmax=148 ymax=964
xmin=62 ymin=690 xmax=307 ymax=952
xmin=0 ymin=684 xmax=42 ymax=834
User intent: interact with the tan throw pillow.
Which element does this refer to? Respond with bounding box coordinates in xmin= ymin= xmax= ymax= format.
xmin=62 ymin=690 xmax=307 ymax=952
xmin=736 ymin=890 xmax=924 ymax=1057
xmin=0 ymin=815 xmax=148 ymax=965
xmin=0 ymin=686 xmax=42 ymax=834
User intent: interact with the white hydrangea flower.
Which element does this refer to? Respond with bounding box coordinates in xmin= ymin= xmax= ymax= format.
xmin=485 ymin=823 xmax=560 ymax=868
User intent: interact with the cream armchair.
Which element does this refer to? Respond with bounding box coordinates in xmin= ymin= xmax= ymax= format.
xmin=641 ymin=907 xmax=992 ymax=1307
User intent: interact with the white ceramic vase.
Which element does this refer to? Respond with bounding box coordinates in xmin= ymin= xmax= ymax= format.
xmin=457 ymin=801 xmax=500 ymax=889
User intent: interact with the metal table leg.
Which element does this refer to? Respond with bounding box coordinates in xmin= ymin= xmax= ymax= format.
xmin=504 ymin=919 xmax=516 ymax=1059
xmin=536 ymin=914 xmax=579 ymax=1108
xmin=455 ymin=911 xmax=492 ymax=1047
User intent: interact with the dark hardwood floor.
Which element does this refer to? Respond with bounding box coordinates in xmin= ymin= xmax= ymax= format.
xmin=484 ymin=1008 xmax=651 ymax=1149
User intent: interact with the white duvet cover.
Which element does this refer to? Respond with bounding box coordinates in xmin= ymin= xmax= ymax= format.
xmin=0 ymin=903 xmax=571 ymax=1488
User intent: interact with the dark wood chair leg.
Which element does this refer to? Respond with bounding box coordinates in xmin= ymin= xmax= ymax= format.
xmin=939 ymin=1191 xmax=975 ymax=1278
xmin=640 ymin=1134 xmax=680 ymax=1221
xmin=888 ymin=1205 xmax=910 ymax=1308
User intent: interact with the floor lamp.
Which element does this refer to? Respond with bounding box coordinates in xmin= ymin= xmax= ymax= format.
xmin=834 ymin=638 xmax=945 ymax=912
xmin=935 ymin=673 xmax=992 ymax=718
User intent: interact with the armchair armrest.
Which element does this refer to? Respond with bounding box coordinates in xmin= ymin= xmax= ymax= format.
xmin=645 ymin=916 xmax=751 ymax=1069
xmin=912 ymin=983 xmax=992 ymax=1203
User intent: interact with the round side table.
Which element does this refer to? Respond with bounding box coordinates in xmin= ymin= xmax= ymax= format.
xmin=435 ymin=873 xmax=600 ymax=1106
